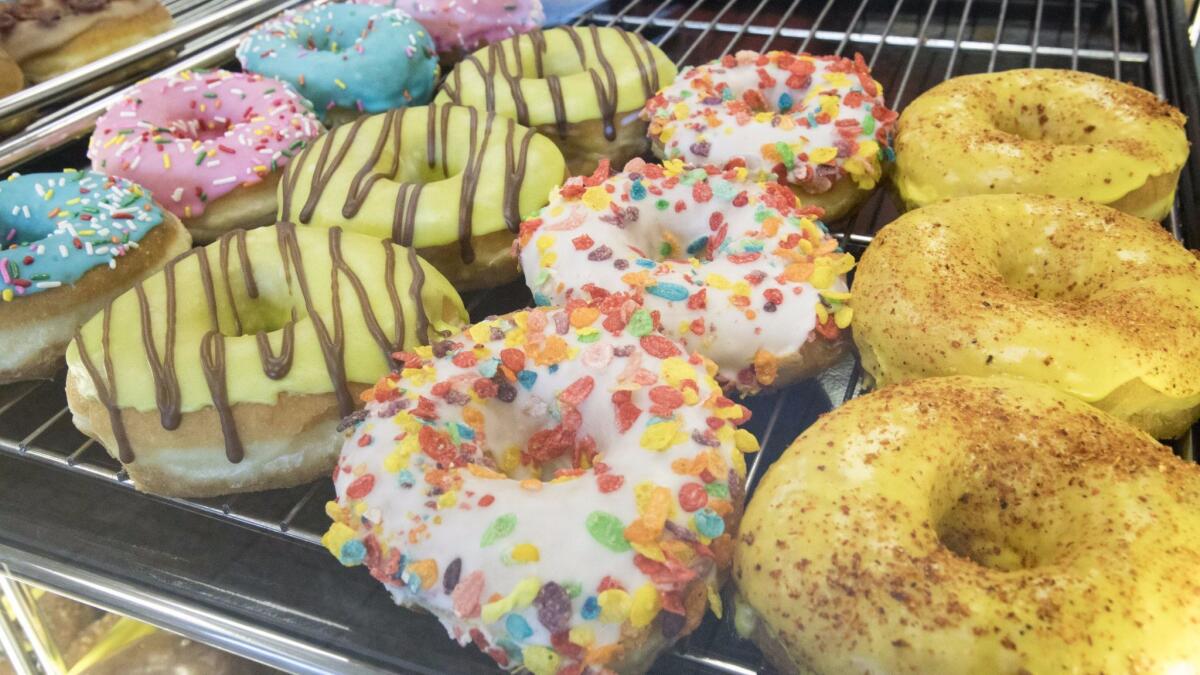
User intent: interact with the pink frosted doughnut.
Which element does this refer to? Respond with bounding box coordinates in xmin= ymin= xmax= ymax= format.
xmin=88 ymin=69 xmax=322 ymax=241
xmin=372 ymin=0 xmax=544 ymax=54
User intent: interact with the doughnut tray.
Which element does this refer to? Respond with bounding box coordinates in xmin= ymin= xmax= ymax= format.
xmin=1 ymin=0 xmax=1199 ymax=673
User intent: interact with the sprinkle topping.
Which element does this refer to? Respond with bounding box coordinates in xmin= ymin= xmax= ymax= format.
xmin=0 ymin=170 xmax=164 ymax=301
xmin=643 ymin=50 xmax=898 ymax=193
xmin=88 ymin=69 xmax=322 ymax=220
xmin=519 ymin=158 xmax=854 ymax=392
xmin=325 ymin=297 xmax=754 ymax=672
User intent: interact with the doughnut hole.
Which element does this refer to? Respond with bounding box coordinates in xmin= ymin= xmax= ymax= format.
xmin=215 ymin=286 xmax=304 ymax=337
xmin=165 ymin=117 xmax=233 ymax=143
xmin=207 ymin=242 xmax=310 ymax=339
xmin=934 ymin=491 xmax=1047 ymax=572
xmin=376 ymin=143 xmax=455 ymax=187
xmin=979 ymin=77 xmax=1130 ymax=148
xmin=991 ymin=239 xmax=1101 ymax=303
xmin=928 ymin=435 xmax=1114 ymax=574
xmin=536 ymin=52 xmax=588 ymax=79
xmin=300 ymin=29 xmax=341 ymax=53
xmin=5 ymin=220 xmax=52 ymax=248
xmin=984 ymin=208 xmax=1127 ymax=303
xmin=467 ymin=391 xmax=599 ymax=482
xmin=987 ymin=97 xmax=1101 ymax=146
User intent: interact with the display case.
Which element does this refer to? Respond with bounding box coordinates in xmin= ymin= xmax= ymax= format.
xmin=1 ymin=0 xmax=1197 ymax=673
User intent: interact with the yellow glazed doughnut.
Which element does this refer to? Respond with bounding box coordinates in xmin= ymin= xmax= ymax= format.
xmin=851 ymin=194 xmax=1200 ymax=438
xmin=735 ymin=376 xmax=1200 ymax=674
xmin=278 ymin=104 xmax=566 ymax=291
xmin=436 ymin=27 xmax=677 ymax=176
xmin=65 ymin=223 xmax=467 ymax=498
xmin=893 ymin=69 xmax=1189 ymax=221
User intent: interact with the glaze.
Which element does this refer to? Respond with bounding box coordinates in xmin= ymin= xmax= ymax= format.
xmin=326 ymin=298 xmax=756 ymax=673
xmin=0 ymin=170 xmax=165 ymax=302
xmin=68 ymin=223 xmax=466 ymax=463
xmin=237 ymin=4 xmax=438 ymax=123
xmin=88 ymin=69 xmax=322 ymax=221
xmin=278 ymin=104 xmax=564 ymax=264
xmin=519 ymin=158 xmax=853 ymax=392
xmin=644 ymin=50 xmax=896 ymax=196
xmin=437 ymin=26 xmax=674 ymax=142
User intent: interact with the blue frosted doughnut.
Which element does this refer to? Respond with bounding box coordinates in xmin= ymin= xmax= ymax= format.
xmin=0 ymin=170 xmax=166 ymax=302
xmin=236 ymin=4 xmax=438 ymax=123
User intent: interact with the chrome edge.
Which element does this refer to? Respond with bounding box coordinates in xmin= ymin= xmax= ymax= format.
xmin=0 ymin=542 xmax=393 ymax=675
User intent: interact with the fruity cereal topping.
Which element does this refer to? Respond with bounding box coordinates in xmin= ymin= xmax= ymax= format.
xmin=643 ymin=50 xmax=897 ymax=194
xmin=325 ymin=295 xmax=757 ymax=674
xmin=518 ymin=158 xmax=854 ymax=394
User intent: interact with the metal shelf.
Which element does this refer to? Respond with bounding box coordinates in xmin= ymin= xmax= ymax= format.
xmin=0 ymin=0 xmax=1197 ymax=673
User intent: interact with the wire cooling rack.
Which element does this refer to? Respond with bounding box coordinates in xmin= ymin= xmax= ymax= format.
xmin=0 ymin=1 xmax=1195 ymax=673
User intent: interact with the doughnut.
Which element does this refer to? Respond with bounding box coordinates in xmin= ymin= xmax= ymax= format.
xmin=278 ymin=104 xmax=566 ymax=291
xmin=0 ymin=46 xmax=30 ymax=136
xmin=0 ymin=0 xmax=173 ymax=83
xmin=324 ymin=296 xmax=758 ymax=673
xmin=386 ymin=0 xmax=543 ymax=61
xmin=851 ymin=194 xmax=1200 ymax=438
xmin=88 ymin=69 xmax=323 ymax=244
xmin=64 ymin=223 xmax=467 ymax=498
xmin=643 ymin=51 xmax=897 ymax=222
xmin=436 ymin=26 xmax=677 ymax=176
xmin=735 ymin=376 xmax=1200 ymax=673
xmin=236 ymin=4 xmax=439 ymax=126
xmin=0 ymin=170 xmax=190 ymax=384
xmin=893 ymin=69 xmax=1189 ymax=221
xmin=518 ymin=158 xmax=854 ymax=395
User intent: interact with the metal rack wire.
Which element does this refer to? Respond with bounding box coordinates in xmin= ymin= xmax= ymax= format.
xmin=0 ymin=1 xmax=1194 ymax=673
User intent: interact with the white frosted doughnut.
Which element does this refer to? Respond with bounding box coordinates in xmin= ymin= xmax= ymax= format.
xmin=325 ymin=298 xmax=757 ymax=673
xmin=519 ymin=158 xmax=853 ymax=394
xmin=642 ymin=50 xmax=897 ymax=220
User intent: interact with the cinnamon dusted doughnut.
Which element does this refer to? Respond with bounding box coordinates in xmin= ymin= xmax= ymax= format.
xmin=0 ymin=0 xmax=174 ymax=83
xmin=88 ymin=69 xmax=323 ymax=243
xmin=519 ymin=158 xmax=854 ymax=394
xmin=278 ymin=104 xmax=566 ymax=290
xmin=643 ymin=51 xmax=897 ymax=221
xmin=893 ymin=69 xmax=1189 ymax=221
xmin=65 ymin=223 xmax=466 ymax=498
xmin=851 ymin=194 xmax=1200 ymax=438
xmin=436 ymin=26 xmax=676 ymax=176
xmin=0 ymin=170 xmax=190 ymax=384
xmin=735 ymin=376 xmax=1200 ymax=674
xmin=325 ymin=297 xmax=757 ymax=673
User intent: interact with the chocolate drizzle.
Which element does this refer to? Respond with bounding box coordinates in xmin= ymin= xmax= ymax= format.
xmin=72 ymin=224 xmax=436 ymax=465
xmin=441 ymin=26 xmax=664 ymax=142
xmin=280 ymin=104 xmax=538 ymax=265
xmin=199 ymin=329 xmax=241 ymax=462
xmin=134 ymin=274 xmax=179 ymax=431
